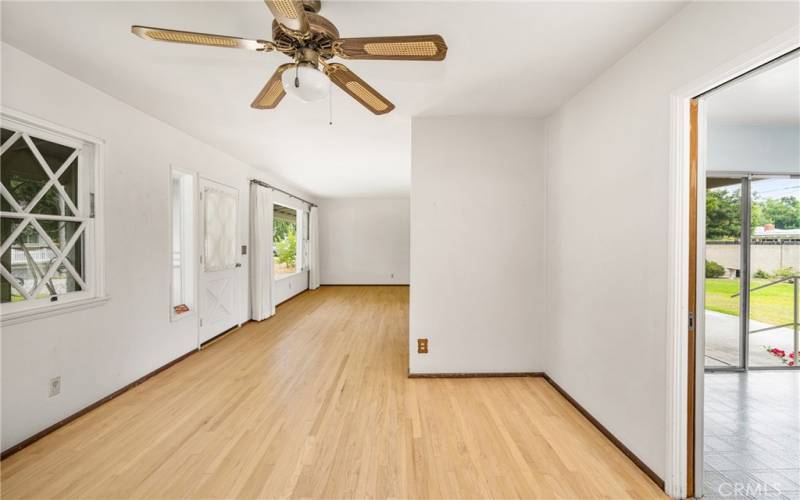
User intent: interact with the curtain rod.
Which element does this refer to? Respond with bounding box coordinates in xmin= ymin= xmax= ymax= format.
xmin=250 ymin=179 xmax=317 ymax=208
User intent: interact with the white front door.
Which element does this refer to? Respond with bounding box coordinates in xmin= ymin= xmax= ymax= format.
xmin=198 ymin=178 xmax=240 ymax=344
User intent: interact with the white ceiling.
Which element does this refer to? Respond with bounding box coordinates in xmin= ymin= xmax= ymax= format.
xmin=707 ymin=56 xmax=800 ymax=125
xmin=1 ymin=1 xmax=684 ymax=198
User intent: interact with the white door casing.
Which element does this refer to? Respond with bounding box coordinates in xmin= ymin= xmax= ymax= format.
xmin=666 ymin=30 xmax=799 ymax=498
xmin=198 ymin=178 xmax=239 ymax=344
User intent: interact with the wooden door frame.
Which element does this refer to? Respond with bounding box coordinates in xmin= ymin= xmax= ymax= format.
xmin=687 ymin=98 xmax=699 ymax=499
xmin=664 ymin=30 xmax=799 ymax=499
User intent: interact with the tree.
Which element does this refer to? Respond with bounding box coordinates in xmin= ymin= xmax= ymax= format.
xmin=706 ymin=189 xmax=798 ymax=239
xmin=274 ymin=229 xmax=296 ymax=268
xmin=706 ymin=189 xmax=741 ymax=240
xmin=760 ymin=196 xmax=800 ymax=230
xmin=750 ymin=194 xmax=766 ymax=230
xmin=273 ymin=219 xmax=295 ymax=243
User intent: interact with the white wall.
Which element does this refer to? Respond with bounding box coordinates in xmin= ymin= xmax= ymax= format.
xmin=410 ymin=117 xmax=545 ymax=374
xmin=274 ymin=271 xmax=309 ymax=304
xmin=544 ymin=1 xmax=799 ymax=479
xmin=318 ymin=198 xmax=409 ymax=285
xmin=0 ymin=43 xmax=314 ymax=451
xmin=708 ymin=123 xmax=800 ymax=174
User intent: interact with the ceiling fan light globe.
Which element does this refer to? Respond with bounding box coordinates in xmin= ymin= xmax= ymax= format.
xmin=281 ymin=65 xmax=329 ymax=103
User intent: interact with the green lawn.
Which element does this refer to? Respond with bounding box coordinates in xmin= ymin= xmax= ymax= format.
xmin=705 ymin=278 xmax=796 ymax=327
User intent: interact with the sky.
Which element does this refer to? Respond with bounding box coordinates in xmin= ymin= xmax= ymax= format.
xmin=715 ymin=177 xmax=799 ymax=201
xmin=751 ymin=178 xmax=799 ymax=201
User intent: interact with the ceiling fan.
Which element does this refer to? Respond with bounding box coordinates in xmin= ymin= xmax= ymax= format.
xmin=132 ymin=0 xmax=447 ymax=115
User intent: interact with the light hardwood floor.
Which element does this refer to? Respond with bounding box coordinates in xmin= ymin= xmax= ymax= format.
xmin=1 ymin=286 xmax=665 ymax=499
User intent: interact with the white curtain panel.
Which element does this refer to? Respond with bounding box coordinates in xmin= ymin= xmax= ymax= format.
xmin=250 ymin=183 xmax=275 ymax=320
xmin=309 ymin=206 xmax=320 ymax=290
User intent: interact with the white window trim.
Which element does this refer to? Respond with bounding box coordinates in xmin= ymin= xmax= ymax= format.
xmin=169 ymin=166 xmax=197 ymax=322
xmin=1 ymin=296 xmax=110 ymax=327
xmin=275 ymin=270 xmax=303 ymax=281
xmin=0 ymin=107 xmax=106 ymax=326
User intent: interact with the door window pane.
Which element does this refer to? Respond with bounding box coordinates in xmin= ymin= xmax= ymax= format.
xmin=203 ymin=188 xmax=237 ymax=272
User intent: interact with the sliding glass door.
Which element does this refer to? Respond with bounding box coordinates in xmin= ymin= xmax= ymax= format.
xmin=704 ymin=175 xmax=799 ymax=370
xmin=747 ymin=176 xmax=799 ymax=367
xmin=705 ymin=177 xmax=745 ymax=369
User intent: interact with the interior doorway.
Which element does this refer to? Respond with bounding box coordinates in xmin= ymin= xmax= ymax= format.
xmin=695 ymin=51 xmax=799 ymax=498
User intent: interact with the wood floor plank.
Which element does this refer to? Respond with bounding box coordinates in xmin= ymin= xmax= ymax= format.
xmin=0 ymin=286 xmax=665 ymax=499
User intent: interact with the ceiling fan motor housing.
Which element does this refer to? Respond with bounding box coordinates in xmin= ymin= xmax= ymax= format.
xmin=301 ymin=0 xmax=322 ymax=13
xmin=272 ymin=13 xmax=339 ymax=60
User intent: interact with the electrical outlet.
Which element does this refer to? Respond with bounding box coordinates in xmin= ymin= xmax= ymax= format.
xmin=417 ymin=338 xmax=428 ymax=354
xmin=390 ymin=273 xmax=395 ymax=279
xmin=49 ymin=376 xmax=61 ymax=397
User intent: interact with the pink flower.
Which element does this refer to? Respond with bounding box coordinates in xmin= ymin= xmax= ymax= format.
xmin=788 ymin=361 xmax=796 ymax=367
xmin=770 ymin=348 xmax=786 ymax=358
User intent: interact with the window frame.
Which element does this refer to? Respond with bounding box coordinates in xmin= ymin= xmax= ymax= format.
xmin=0 ymin=108 xmax=106 ymax=326
xmin=169 ymin=166 xmax=197 ymax=322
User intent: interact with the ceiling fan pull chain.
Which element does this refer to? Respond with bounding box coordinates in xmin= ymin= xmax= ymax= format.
xmin=329 ymin=83 xmax=333 ymax=126
xmin=294 ymin=64 xmax=300 ymax=88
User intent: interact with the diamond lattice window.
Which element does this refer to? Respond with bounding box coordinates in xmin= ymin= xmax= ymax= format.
xmin=1 ymin=126 xmax=89 ymax=305
xmin=203 ymin=187 xmax=237 ymax=272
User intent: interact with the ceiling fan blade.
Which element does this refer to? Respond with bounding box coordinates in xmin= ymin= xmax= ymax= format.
xmin=324 ymin=63 xmax=394 ymax=115
xmin=264 ymin=0 xmax=309 ymax=37
xmin=131 ymin=25 xmax=273 ymax=51
xmin=333 ymin=35 xmax=447 ymax=61
xmin=251 ymin=64 xmax=293 ymax=109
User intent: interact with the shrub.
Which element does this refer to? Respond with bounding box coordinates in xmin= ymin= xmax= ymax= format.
xmin=753 ymin=269 xmax=771 ymax=279
xmin=773 ymin=266 xmax=797 ymax=279
xmin=275 ymin=230 xmax=296 ymax=268
xmin=705 ymin=260 xmax=726 ymax=278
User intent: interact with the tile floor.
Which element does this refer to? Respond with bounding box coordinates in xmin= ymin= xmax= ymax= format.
xmin=703 ymin=370 xmax=800 ymax=499
xmin=704 ymin=311 xmax=797 ymax=368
